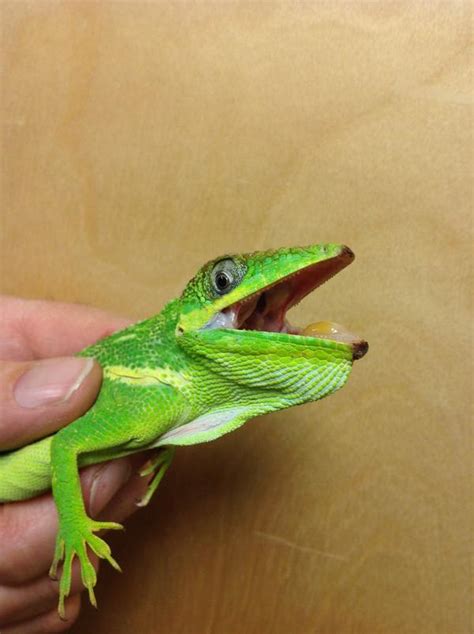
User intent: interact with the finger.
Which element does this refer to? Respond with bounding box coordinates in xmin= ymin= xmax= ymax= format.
xmin=0 ymin=357 xmax=102 ymax=449
xmin=0 ymin=455 xmax=150 ymax=585
xmin=0 ymin=296 xmax=132 ymax=361
xmin=83 ymin=451 xmax=154 ymax=520
xmin=0 ymin=558 xmax=97 ymax=626
xmin=1 ymin=594 xmax=81 ymax=633
xmin=97 ymin=452 xmax=157 ymax=523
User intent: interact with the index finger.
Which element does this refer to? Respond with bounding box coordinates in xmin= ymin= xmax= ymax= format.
xmin=0 ymin=297 xmax=133 ymax=361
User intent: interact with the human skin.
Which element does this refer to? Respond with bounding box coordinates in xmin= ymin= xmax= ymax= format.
xmin=0 ymin=297 xmax=153 ymax=633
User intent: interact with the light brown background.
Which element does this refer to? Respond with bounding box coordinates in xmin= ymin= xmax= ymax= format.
xmin=1 ymin=2 xmax=472 ymax=633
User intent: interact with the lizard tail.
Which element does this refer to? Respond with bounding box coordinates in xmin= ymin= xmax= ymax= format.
xmin=0 ymin=436 xmax=53 ymax=502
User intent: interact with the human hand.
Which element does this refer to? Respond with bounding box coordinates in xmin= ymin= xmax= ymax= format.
xmin=0 ymin=297 xmax=153 ymax=633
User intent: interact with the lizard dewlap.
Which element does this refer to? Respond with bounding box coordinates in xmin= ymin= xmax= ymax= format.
xmin=0 ymin=243 xmax=368 ymax=618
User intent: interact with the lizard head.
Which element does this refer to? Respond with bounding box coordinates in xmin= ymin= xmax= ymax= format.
xmin=176 ymin=244 xmax=368 ymax=405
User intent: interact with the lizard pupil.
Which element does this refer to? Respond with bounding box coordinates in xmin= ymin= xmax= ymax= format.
xmin=216 ymin=272 xmax=231 ymax=291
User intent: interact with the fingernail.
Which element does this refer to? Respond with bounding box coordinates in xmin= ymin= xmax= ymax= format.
xmin=14 ymin=357 xmax=95 ymax=408
xmin=89 ymin=460 xmax=132 ymax=517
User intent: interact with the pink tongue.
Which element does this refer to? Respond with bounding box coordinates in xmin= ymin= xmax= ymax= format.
xmin=302 ymin=321 xmax=361 ymax=344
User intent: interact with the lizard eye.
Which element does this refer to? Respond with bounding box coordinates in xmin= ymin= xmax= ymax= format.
xmin=211 ymin=259 xmax=241 ymax=295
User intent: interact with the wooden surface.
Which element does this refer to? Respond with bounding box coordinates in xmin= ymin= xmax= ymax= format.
xmin=1 ymin=2 xmax=472 ymax=633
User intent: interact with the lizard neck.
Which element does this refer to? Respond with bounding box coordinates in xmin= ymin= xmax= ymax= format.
xmin=80 ymin=299 xmax=182 ymax=367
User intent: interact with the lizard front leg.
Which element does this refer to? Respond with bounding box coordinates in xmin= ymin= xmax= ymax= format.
xmin=49 ymin=418 xmax=131 ymax=618
xmin=48 ymin=388 xmax=177 ymax=618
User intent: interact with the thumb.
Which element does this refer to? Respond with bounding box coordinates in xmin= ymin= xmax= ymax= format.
xmin=0 ymin=357 xmax=102 ymax=451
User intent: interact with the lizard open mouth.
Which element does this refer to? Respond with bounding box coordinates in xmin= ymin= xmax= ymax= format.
xmin=205 ymin=247 xmax=368 ymax=360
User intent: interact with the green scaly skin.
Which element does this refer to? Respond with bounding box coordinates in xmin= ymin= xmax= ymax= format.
xmin=0 ymin=244 xmax=368 ymax=618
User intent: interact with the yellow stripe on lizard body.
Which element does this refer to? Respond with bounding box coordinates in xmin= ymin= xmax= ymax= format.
xmin=103 ymin=365 xmax=190 ymax=389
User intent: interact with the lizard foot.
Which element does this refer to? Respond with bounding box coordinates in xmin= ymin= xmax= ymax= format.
xmin=137 ymin=446 xmax=175 ymax=507
xmin=137 ymin=447 xmax=175 ymax=506
xmin=49 ymin=517 xmax=124 ymax=619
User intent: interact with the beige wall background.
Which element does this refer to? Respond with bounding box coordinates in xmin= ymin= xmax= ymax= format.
xmin=1 ymin=2 xmax=472 ymax=633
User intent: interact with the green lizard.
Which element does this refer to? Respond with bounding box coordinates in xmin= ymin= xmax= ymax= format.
xmin=0 ymin=244 xmax=368 ymax=617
